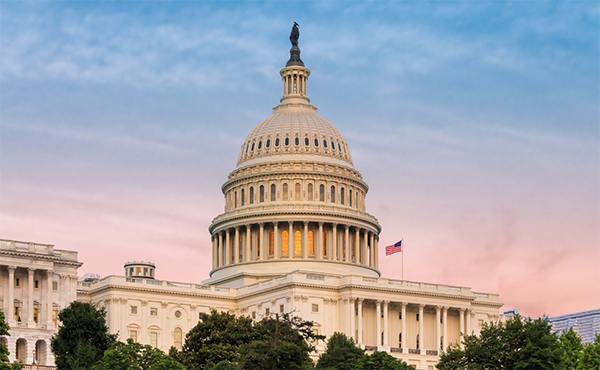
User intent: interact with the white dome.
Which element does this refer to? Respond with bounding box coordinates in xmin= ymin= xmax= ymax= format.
xmin=237 ymin=103 xmax=353 ymax=168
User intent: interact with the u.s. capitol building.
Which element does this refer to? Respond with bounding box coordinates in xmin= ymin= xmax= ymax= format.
xmin=0 ymin=28 xmax=503 ymax=370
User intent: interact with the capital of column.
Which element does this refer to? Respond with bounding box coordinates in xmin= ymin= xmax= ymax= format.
xmin=273 ymin=221 xmax=279 ymax=227
xmin=436 ymin=305 xmax=442 ymax=311
xmin=28 ymin=268 xmax=35 ymax=276
xmin=235 ymin=226 xmax=240 ymax=231
xmin=376 ymin=299 xmax=382 ymax=305
xmin=318 ymin=221 xmax=324 ymax=226
xmin=459 ymin=308 xmax=466 ymax=313
xmin=400 ymin=302 xmax=408 ymax=308
xmin=332 ymin=223 xmax=338 ymax=227
xmin=443 ymin=306 xmax=449 ymax=311
xmin=7 ymin=265 xmax=16 ymax=273
xmin=383 ymin=300 xmax=390 ymax=305
xmin=356 ymin=297 xmax=364 ymax=302
xmin=344 ymin=225 xmax=349 ymax=231
xmin=288 ymin=221 xmax=294 ymax=227
xmin=45 ymin=269 xmax=54 ymax=277
xmin=161 ymin=302 xmax=168 ymax=308
xmin=418 ymin=304 xmax=425 ymax=309
xmin=141 ymin=300 xmax=148 ymax=307
xmin=259 ymin=222 xmax=264 ymax=227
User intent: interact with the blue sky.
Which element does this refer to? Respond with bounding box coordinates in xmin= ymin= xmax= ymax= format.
xmin=1 ymin=1 xmax=598 ymax=317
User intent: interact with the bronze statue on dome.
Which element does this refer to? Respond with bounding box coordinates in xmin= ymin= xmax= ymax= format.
xmin=290 ymin=22 xmax=299 ymax=46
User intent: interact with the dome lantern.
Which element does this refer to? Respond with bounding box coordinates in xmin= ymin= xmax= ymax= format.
xmin=280 ymin=22 xmax=311 ymax=105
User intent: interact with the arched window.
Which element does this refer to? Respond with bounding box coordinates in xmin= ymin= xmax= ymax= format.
xmin=271 ymin=184 xmax=276 ymax=201
xmin=258 ymin=141 xmax=262 ymax=149
xmin=349 ymin=189 xmax=352 ymax=207
xmin=332 ymin=141 xmax=336 ymax=150
xmin=250 ymin=187 xmax=254 ymax=204
xmin=338 ymin=143 xmax=341 ymax=151
xmin=294 ymin=230 xmax=302 ymax=255
xmin=324 ymin=140 xmax=328 ymax=148
xmin=266 ymin=139 xmax=270 ymax=148
xmin=305 ymin=137 xmax=309 ymax=146
xmin=246 ymin=144 xmax=249 ymax=153
xmin=269 ymin=231 xmax=275 ymax=256
xmin=319 ymin=184 xmax=325 ymax=201
xmin=342 ymin=234 xmax=346 ymax=259
xmin=275 ymin=138 xmax=280 ymax=147
xmin=307 ymin=183 xmax=313 ymax=201
xmin=340 ymin=187 xmax=345 ymax=205
xmin=174 ymin=328 xmax=183 ymax=350
xmin=295 ymin=137 xmax=300 ymax=146
xmin=322 ymin=231 xmax=327 ymax=257
xmin=235 ymin=191 xmax=238 ymax=208
xmin=241 ymin=189 xmax=245 ymax=206
xmin=308 ymin=230 xmax=314 ymax=256
xmin=351 ymin=235 xmax=355 ymax=261
xmin=282 ymin=183 xmax=289 ymax=201
xmin=343 ymin=145 xmax=347 ymax=153
xmin=285 ymin=137 xmax=289 ymax=146
xmin=260 ymin=185 xmax=264 ymax=203
xmin=282 ymin=230 xmax=289 ymax=255
xmin=314 ymin=138 xmax=319 ymax=147
xmin=251 ymin=143 xmax=255 ymax=151
xmin=331 ymin=186 xmax=335 ymax=203
xmin=295 ymin=183 xmax=301 ymax=201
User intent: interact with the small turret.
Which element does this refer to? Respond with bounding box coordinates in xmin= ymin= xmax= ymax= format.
xmin=124 ymin=261 xmax=155 ymax=279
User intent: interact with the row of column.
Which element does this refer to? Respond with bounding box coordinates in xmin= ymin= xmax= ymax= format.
xmin=2 ymin=265 xmax=73 ymax=327
xmin=348 ymin=298 xmax=474 ymax=354
xmin=283 ymin=71 xmax=308 ymax=96
xmin=212 ymin=222 xmax=379 ymax=270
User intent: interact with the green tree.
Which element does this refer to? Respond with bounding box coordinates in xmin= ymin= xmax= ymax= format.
xmin=559 ymin=328 xmax=583 ymax=369
xmin=580 ymin=333 xmax=600 ymax=370
xmin=238 ymin=313 xmax=324 ymax=370
xmin=50 ymin=301 xmax=117 ymax=369
xmin=357 ymin=350 xmax=413 ymax=370
xmin=93 ymin=338 xmax=184 ymax=370
xmin=207 ymin=360 xmax=241 ymax=370
xmin=437 ymin=315 xmax=562 ymax=370
xmin=0 ymin=311 xmax=11 ymax=370
xmin=315 ymin=332 xmax=364 ymax=370
xmin=171 ymin=310 xmax=258 ymax=369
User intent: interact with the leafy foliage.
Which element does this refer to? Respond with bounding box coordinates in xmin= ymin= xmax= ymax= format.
xmin=50 ymin=301 xmax=117 ymax=370
xmin=0 ymin=311 xmax=10 ymax=370
xmin=559 ymin=327 xmax=583 ymax=369
xmin=357 ymin=350 xmax=413 ymax=370
xmin=437 ymin=315 xmax=562 ymax=370
xmin=93 ymin=338 xmax=184 ymax=370
xmin=580 ymin=333 xmax=600 ymax=370
xmin=315 ymin=332 xmax=364 ymax=370
xmin=238 ymin=313 xmax=324 ymax=370
xmin=171 ymin=310 xmax=259 ymax=369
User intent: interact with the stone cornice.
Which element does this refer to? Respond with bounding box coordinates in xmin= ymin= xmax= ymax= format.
xmin=0 ymin=250 xmax=83 ymax=267
xmin=82 ymin=283 xmax=236 ymax=301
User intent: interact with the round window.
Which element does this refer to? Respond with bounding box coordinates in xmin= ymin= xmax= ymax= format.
xmin=175 ymin=310 xmax=181 ymax=318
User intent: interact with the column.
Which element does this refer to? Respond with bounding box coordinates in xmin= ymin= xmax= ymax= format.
xmin=459 ymin=308 xmax=465 ymax=349
xmin=349 ymin=298 xmax=355 ymax=341
xmin=467 ymin=310 xmax=474 ymax=336
xmin=443 ymin=306 xmax=448 ymax=351
xmin=370 ymin=233 xmax=375 ymax=267
xmin=28 ymin=268 xmax=35 ymax=326
xmin=363 ymin=231 xmax=368 ymax=266
xmin=226 ymin=229 xmax=232 ymax=265
xmin=344 ymin=225 xmax=350 ymax=262
xmin=374 ymin=236 xmax=379 ymax=269
xmin=274 ymin=222 xmax=280 ymax=259
xmin=357 ymin=298 xmax=364 ymax=346
xmin=436 ymin=306 xmax=442 ymax=352
xmin=245 ymin=225 xmax=251 ymax=262
xmin=141 ymin=300 xmax=147 ymax=344
xmin=288 ymin=221 xmax=294 ymax=258
xmin=302 ymin=221 xmax=309 ymax=259
xmin=259 ymin=223 xmax=265 ymax=261
xmin=401 ymin=302 xmax=407 ymax=353
xmin=419 ymin=304 xmax=425 ymax=355
xmin=354 ymin=228 xmax=360 ymax=263
xmin=383 ymin=300 xmax=389 ymax=347
xmin=161 ymin=302 xmax=168 ymax=348
xmin=376 ymin=300 xmax=382 ymax=347
xmin=212 ymin=236 xmax=217 ymax=269
xmin=317 ymin=222 xmax=324 ymax=260
xmin=7 ymin=266 xmax=15 ymax=323
xmin=234 ymin=227 xmax=239 ymax=264
xmin=218 ymin=232 xmax=224 ymax=267
xmin=46 ymin=270 xmax=54 ymax=326
xmin=332 ymin=224 xmax=338 ymax=260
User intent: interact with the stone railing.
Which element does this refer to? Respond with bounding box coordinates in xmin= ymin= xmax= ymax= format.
xmin=0 ymin=239 xmax=79 ymax=261
xmin=426 ymin=350 xmax=438 ymax=356
xmin=77 ymin=276 xmax=235 ymax=296
xmin=364 ymin=345 xmax=377 ymax=352
xmin=409 ymin=348 xmax=420 ymax=354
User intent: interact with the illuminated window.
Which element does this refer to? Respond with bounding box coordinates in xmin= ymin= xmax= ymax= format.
xmin=33 ymin=308 xmax=39 ymax=323
xmin=269 ymin=231 xmax=275 ymax=255
xmin=174 ymin=328 xmax=182 ymax=350
xmin=351 ymin=235 xmax=356 ymax=261
xmin=308 ymin=230 xmax=314 ymax=256
xmin=323 ymin=231 xmax=327 ymax=257
xmin=307 ymin=183 xmax=313 ymax=201
xmin=52 ymin=310 xmax=58 ymax=326
xmin=294 ymin=230 xmax=302 ymax=255
xmin=282 ymin=184 xmax=288 ymax=200
xmin=295 ymin=183 xmax=301 ymax=200
xmin=282 ymin=230 xmax=289 ymax=255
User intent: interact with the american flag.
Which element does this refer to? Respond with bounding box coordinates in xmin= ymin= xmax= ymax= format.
xmin=385 ymin=240 xmax=402 ymax=256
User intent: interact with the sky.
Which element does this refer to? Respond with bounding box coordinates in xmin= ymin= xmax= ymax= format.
xmin=1 ymin=1 xmax=598 ymax=318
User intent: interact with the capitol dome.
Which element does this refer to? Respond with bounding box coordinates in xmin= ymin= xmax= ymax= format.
xmin=206 ymin=28 xmax=381 ymax=287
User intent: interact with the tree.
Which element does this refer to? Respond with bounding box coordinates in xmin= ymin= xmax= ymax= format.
xmin=580 ymin=333 xmax=600 ymax=370
xmin=93 ymin=338 xmax=184 ymax=370
xmin=50 ymin=301 xmax=117 ymax=369
xmin=559 ymin=327 xmax=583 ymax=369
xmin=0 ymin=311 xmax=10 ymax=370
xmin=437 ymin=315 xmax=563 ymax=370
xmin=316 ymin=332 xmax=364 ymax=370
xmin=238 ymin=313 xmax=324 ymax=370
xmin=357 ymin=351 xmax=413 ymax=370
xmin=171 ymin=310 xmax=258 ymax=369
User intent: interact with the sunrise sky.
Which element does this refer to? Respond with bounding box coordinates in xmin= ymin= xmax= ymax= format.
xmin=1 ymin=1 xmax=598 ymax=318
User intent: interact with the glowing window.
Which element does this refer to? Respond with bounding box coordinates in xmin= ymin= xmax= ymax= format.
xmin=174 ymin=328 xmax=182 ymax=350
xmin=282 ymin=230 xmax=289 ymax=255
xmin=308 ymin=230 xmax=314 ymax=256
xmin=282 ymin=183 xmax=289 ymax=200
xmin=294 ymin=230 xmax=302 ymax=255
xmin=307 ymin=183 xmax=313 ymax=201
xmin=295 ymin=183 xmax=301 ymax=200
xmin=269 ymin=231 xmax=275 ymax=255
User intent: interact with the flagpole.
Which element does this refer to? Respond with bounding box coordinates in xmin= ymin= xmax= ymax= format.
xmin=401 ymin=238 xmax=404 ymax=281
